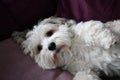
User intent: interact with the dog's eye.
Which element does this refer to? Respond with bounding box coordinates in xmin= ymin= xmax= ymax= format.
xmin=37 ymin=45 xmax=42 ymax=52
xmin=46 ymin=30 xmax=54 ymax=37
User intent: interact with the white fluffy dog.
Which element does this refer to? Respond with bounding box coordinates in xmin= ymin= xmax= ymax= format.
xmin=20 ymin=17 xmax=120 ymax=80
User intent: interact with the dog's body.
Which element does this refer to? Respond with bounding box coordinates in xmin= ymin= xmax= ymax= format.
xmin=12 ymin=17 xmax=120 ymax=80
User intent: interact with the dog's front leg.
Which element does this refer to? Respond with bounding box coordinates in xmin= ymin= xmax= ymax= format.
xmin=73 ymin=71 xmax=101 ymax=80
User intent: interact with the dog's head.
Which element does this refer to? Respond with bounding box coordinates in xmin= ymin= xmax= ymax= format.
xmin=22 ymin=17 xmax=76 ymax=69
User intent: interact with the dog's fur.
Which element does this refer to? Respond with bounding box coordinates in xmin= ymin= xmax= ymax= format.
xmin=12 ymin=17 xmax=120 ymax=80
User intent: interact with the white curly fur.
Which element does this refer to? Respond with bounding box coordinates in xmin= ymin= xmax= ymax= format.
xmin=22 ymin=17 xmax=120 ymax=80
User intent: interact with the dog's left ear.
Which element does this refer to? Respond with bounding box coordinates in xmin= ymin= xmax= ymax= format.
xmin=39 ymin=17 xmax=68 ymax=25
xmin=48 ymin=16 xmax=67 ymax=24
xmin=66 ymin=19 xmax=76 ymax=27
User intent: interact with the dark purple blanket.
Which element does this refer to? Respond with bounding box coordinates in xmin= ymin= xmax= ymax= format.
xmin=0 ymin=39 xmax=73 ymax=80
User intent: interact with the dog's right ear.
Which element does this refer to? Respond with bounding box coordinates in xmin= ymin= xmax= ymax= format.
xmin=22 ymin=39 xmax=31 ymax=55
xmin=21 ymin=30 xmax=33 ymax=55
xmin=22 ymin=39 xmax=37 ymax=58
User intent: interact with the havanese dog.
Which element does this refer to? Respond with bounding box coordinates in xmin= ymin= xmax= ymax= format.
xmin=12 ymin=17 xmax=120 ymax=80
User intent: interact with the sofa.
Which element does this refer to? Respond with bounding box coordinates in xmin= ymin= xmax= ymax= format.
xmin=1 ymin=0 xmax=120 ymax=80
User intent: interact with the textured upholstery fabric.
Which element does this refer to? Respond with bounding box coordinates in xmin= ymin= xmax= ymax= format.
xmin=0 ymin=39 xmax=73 ymax=80
xmin=56 ymin=0 xmax=120 ymax=22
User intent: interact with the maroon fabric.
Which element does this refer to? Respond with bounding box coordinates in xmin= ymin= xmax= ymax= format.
xmin=0 ymin=39 xmax=73 ymax=80
xmin=0 ymin=0 xmax=57 ymax=40
xmin=56 ymin=0 xmax=120 ymax=22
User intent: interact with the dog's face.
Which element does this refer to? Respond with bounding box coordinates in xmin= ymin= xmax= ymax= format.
xmin=22 ymin=17 xmax=75 ymax=69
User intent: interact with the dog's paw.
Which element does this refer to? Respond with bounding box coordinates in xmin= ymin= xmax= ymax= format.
xmin=73 ymin=71 xmax=101 ymax=80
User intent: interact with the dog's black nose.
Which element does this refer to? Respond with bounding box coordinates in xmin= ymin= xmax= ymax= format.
xmin=48 ymin=42 xmax=56 ymax=51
